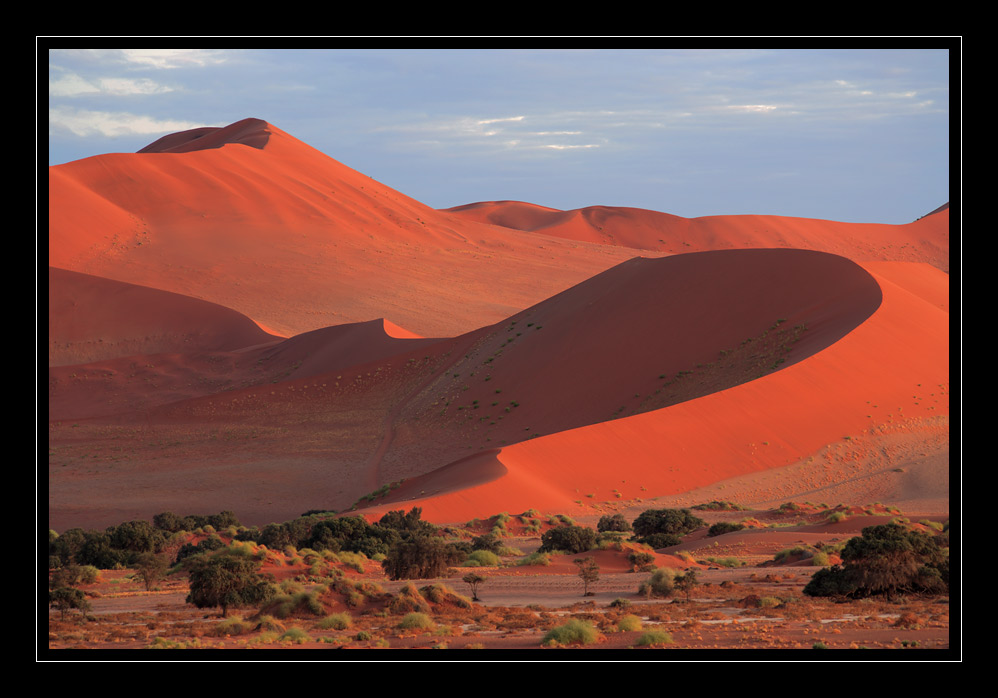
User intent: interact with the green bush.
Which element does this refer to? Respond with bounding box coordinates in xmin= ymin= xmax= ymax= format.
xmin=397 ymin=612 xmax=435 ymax=630
xmin=279 ymin=626 xmax=312 ymax=644
xmin=382 ymin=535 xmax=454 ymax=580
xmin=707 ymin=521 xmax=745 ymax=537
xmin=597 ymin=513 xmax=632 ymax=533
xmin=634 ymin=630 xmax=673 ymax=647
xmin=541 ymin=619 xmax=600 ymax=647
xmin=638 ymin=567 xmax=677 ymax=598
xmin=538 ymin=525 xmax=597 ymax=554
xmin=318 ymin=612 xmax=352 ymax=630
xmin=632 ymin=508 xmax=705 ymax=538
xmin=462 ymin=549 xmax=500 ymax=567
xmin=627 ymin=551 xmax=656 ymax=572
xmin=617 ymin=614 xmax=643 ymax=632
xmin=516 ymin=552 xmax=552 ymax=566
xmin=184 ymin=551 xmax=276 ymax=617
xmin=634 ymin=532 xmax=683 ymax=549
xmin=803 ymin=522 xmax=949 ymax=600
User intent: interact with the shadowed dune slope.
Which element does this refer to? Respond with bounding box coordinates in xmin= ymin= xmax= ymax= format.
xmin=49 ymin=248 xmax=899 ymax=529
xmin=362 ymin=258 xmax=949 ymax=524
xmin=49 ymin=267 xmax=280 ymax=367
xmin=444 ymin=200 xmax=949 ymax=272
xmin=379 ymin=249 xmax=886 ymax=467
xmin=48 ymin=119 xmax=637 ymax=339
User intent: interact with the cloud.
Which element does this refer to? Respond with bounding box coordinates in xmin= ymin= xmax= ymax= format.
xmin=119 ymin=49 xmax=229 ymax=69
xmin=49 ymin=106 xmax=211 ymax=138
xmin=49 ymin=72 xmax=174 ymax=97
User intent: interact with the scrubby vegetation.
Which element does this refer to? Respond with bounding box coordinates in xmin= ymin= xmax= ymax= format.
xmin=804 ymin=522 xmax=949 ymax=600
xmin=541 ymin=618 xmax=600 ymax=647
xmin=46 ymin=500 xmax=952 ymax=653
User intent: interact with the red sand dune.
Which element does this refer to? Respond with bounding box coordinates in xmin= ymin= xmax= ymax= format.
xmin=375 ymin=258 xmax=948 ymax=524
xmin=49 ymin=118 xmax=637 ymax=339
xmin=46 ymin=119 xmax=949 ymax=532
xmin=49 ymin=267 xmax=280 ymax=367
xmin=445 ymin=200 xmax=949 ymax=272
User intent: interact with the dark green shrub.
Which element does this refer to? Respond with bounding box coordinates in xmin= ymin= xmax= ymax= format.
xmin=627 ymin=551 xmax=656 ymax=572
xmin=49 ymin=586 xmax=91 ymax=620
xmin=632 ymin=508 xmax=705 ymax=538
xmin=152 ymin=511 xmax=186 ymax=533
xmin=707 ymin=521 xmax=745 ymax=537
xmin=803 ymin=522 xmax=949 ymax=600
xmin=538 ymin=525 xmax=597 ymax=554
xmin=184 ymin=550 xmax=276 ymax=617
xmin=382 ymin=535 xmax=453 ymax=580
xmin=597 ymin=513 xmax=632 ymax=533
xmin=470 ymin=532 xmax=503 ymax=553
xmin=634 ymin=532 xmax=683 ymax=549
xmin=175 ymin=535 xmax=227 ymax=565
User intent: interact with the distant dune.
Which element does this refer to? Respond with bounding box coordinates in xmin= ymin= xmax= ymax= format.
xmin=46 ymin=119 xmax=949 ymax=531
xmin=49 ymin=267 xmax=280 ymax=367
xmin=445 ymin=200 xmax=949 ymax=272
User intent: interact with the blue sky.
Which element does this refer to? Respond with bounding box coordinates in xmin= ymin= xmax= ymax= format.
xmin=45 ymin=45 xmax=954 ymax=224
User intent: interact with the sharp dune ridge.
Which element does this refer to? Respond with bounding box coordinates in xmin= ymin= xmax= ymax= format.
xmin=47 ymin=119 xmax=949 ymax=531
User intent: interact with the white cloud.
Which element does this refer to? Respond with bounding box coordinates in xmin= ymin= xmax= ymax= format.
xmin=119 ymin=49 xmax=228 ymax=69
xmin=49 ymin=72 xmax=174 ymax=97
xmin=49 ymin=106 xmax=210 ymax=138
xmin=725 ymin=104 xmax=780 ymax=113
xmin=49 ymin=73 xmax=101 ymax=97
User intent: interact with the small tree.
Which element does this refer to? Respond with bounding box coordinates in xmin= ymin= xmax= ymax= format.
xmin=574 ymin=556 xmax=600 ymax=596
xmin=462 ymin=572 xmax=486 ymax=601
xmin=674 ymin=568 xmax=699 ymax=602
xmin=184 ymin=551 xmax=275 ymax=617
xmin=49 ymin=586 xmax=91 ymax=621
xmin=133 ymin=551 xmax=170 ymax=591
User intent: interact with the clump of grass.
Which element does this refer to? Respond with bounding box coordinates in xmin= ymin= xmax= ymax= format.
xmin=212 ymin=615 xmax=255 ymax=637
xmin=317 ymin=612 xmax=352 ymax=631
xmin=397 ymin=612 xmax=435 ymax=631
xmin=634 ymin=630 xmax=673 ymax=647
xmin=516 ymin=551 xmax=552 ymax=567
xmin=617 ymin=614 xmax=643 ymax=632
xmin=541 ymin=619 xmax=600 ymax=647
xmin=386 ymin=582 xmax=431 ymax=615
xmin=261 ymin=591 xmax=323 ymax=619
xmin=278 ymin=626 xmax=312 ymax=644
xmin=462 ymin=550 xmax=500 ymax=567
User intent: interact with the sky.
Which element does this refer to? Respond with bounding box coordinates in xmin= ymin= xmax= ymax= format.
xmin=44 ymin=44 xmax=954 ymax=224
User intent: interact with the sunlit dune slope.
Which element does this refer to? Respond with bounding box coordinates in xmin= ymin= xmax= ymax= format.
xmin=48 ymin=267 xmax=280 ymax=367
xmin=445 ymin=200 xmax=949 ymax=272
xmin=48 ymin=118 xmax=637 ymax=340
xmin=362 ymin=258 xmax=949 ymax=524
xmin=49 ymin=248 xmax=914 ymax=529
